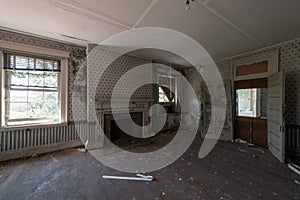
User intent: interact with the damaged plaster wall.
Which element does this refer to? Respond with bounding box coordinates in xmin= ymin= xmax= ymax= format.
xmin=186 ymin=38 xmax=300 ymax=140
xmin=185 ymin=59 xmax=232 ymax=141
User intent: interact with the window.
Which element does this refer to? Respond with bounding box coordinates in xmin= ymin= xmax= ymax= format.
xmin=236 ymin=88 xmax=261 ymax=118
xmin=158 ymin=75 xmax=176 ymax=103
xmin=3 ymin=53 xmax=62 ymax=126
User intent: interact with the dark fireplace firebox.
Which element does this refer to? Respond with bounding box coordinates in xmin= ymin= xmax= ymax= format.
xmin=104 ymin=112 xmax=143 ymax=142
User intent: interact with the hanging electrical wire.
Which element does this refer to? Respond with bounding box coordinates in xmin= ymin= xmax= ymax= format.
xmin=185 ymin=0 xmax=194 ymax=10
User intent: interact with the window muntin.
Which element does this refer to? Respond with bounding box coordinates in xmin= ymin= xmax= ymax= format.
xmin=4 ymin=53 xmax=61 ymax=126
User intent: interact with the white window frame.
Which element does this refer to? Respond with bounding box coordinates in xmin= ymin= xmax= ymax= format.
xmin=0 ymin=40 xmax=69 ymax=127
xmin=155 ymin=64 xmax=183 ymax=114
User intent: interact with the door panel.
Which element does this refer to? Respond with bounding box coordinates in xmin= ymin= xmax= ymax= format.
xmin=253 ymin=78 xmax=268 ymax=88
xmin=268 ymin=71 xmax=285 ymax=162
xmin=253 ymin=118 xmax=268 ymax=148
xmin=235 ymin=117 xmax=252 ymax=142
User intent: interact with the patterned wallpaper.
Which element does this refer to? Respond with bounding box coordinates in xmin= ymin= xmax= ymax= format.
xmin=279 ymin=40 xmax=300 ymax=124
xmin=87 ymin=45 xmax=154 ymax=102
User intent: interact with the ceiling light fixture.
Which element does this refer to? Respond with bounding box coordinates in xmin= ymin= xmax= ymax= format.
xmin=185 ymin=0 xmax=194 ymax=10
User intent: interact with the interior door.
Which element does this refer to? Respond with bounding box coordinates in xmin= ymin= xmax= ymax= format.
xmin=268 ymin=71 xmax=285 ymax=162
xmin=234 ymin=79 xmax=268 ymax=147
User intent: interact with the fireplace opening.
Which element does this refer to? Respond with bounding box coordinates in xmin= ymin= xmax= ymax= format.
xmin=104 ymin=112 xmax=143 ymax=142
xmin=104 ymin=112 xmax=178 ymax=152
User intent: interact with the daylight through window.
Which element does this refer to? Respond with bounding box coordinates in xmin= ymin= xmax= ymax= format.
xmin=158 ymin=75 xmax=176 ymax=103
xmin=4 ymin=53 xmax=60 ymax=125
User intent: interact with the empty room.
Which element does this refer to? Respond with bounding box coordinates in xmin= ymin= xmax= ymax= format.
xmin=0 ymin=0 xmax=299 ymax=199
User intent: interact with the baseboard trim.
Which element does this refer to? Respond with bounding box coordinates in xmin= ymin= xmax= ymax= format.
xmin=0 ymin=140 xmax=83 ymax=162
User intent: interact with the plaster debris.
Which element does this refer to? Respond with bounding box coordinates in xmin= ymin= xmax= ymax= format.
xmin=235 ymin=138 xmax=254 ymax=146
xmin=50 ymin=155 xmax=59 ymax=163
xmin=77 ymin=148 xmax=87 ymax=153
xmin=235 ymin=139 xmax=247 ymax=144
xmin=294 ymin=180 xmax=300 ymax=185
xmin=31 ymin=154 xmax=38 ymax=158
xmin=288 ymin=163 xmax=300 ymax=175
xmin=84 ymin=140 xmax=89 ymax=149
xmin=252 ymin=148 xmax=265 ymax=154
xmin=238 ymin=148 xmax=246 ymax=153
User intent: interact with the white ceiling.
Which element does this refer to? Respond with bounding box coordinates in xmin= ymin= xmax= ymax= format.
xmin=0 ymin=0 xmax=299 ymax=65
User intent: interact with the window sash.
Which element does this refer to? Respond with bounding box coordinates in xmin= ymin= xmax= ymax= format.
xmin=5 ymin=70 xmax=60 ymax=123
xmin=4 ymin=52 xmax=60 ymax=72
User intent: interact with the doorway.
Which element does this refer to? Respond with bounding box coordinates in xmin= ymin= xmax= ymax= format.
xmin=234 ymin=78 xmax=268 ymax=147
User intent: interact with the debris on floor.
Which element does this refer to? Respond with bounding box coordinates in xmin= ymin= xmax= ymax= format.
xmin=235 ymin=139 xmax=247 ymax=144
xmin=31 ymin=154 xmax=38 ymax=158
xmin=102 ymin=174 xmax=153 ymax=181
xmin=235 ymin=138 xmax=254 ymax=146
xmin=50 ymin=155 xmax=59 ymax=163
xmin=252 ymin=148 xmax=265 ymax=154
xmin=288 ymin=163 xmax=300 ymax=176
xmin=84 ymin=140 xmax=89 ymax=149
xmin=77 ymin=148 xmax=87 ymax=153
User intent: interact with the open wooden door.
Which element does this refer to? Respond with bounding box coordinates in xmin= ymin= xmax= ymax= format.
xmin=268 ymin=71 xmax=285 ymax=163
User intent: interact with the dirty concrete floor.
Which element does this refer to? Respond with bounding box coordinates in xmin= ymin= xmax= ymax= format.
xmin=0 ymin=132 xmax=299 ymax=200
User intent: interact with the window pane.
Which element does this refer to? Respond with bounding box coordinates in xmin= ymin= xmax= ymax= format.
xmin=9 ymin=56 xmax=15 ymax=68
xmin=159 ymin=87 xmax=169 ymax=103
xmin=15 ymin=56 xmax=30 ymax=69
xmin=10 ymin=71 xmax=28 ymax=86
xmin=36 ymin=59 xmax=45 ymax=70
xmin=44 ymin=103 xmax=58 ymax=118
xmin=28 ymin=71 xmax=44 ymax=87
xmin=44 ymin=60 xmax=54 ymax=71
xmin=44 ymin=92 xmax=58 ymax=103
xmin=53 ymin=62 xmax=59 ymax=71
xmin=44 ymin=72 xmax=58 ymax=88
xmin=236 ymin=89 xmax=259 ymax=117
xmin=10 ymin=90 xmax=27 ymax=103
xmin=28 ymin=102 xmax=44 ymax=118
xmin=28 ymin=91 xmax=43 ymax=102
xmin=9 ymin=103 xmax=27 ymax=119
xmin=28 ymin=58 xmax=35 ymax=69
